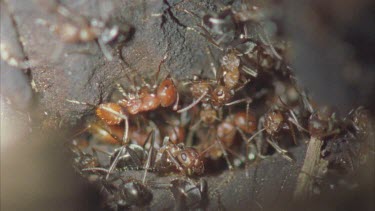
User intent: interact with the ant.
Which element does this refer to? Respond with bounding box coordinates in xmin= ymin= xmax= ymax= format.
xmin=159 ymin=112 xmax=190 ymax=145
xmin=196 ymin=108 xmax=257 ymax=169
xmin=177 ymin=52 xmax=251 ymax=113
xmin=155 ymin=136 xmax=205 ymax=176
xmin=243 ymin=107 xmax=303 ymax=162
xmin=115 ymin=55 xmax=179 ymax=115
xmin=347 ymin=106 xmax=371 ymax=141
xmin=307 ymin=106 xmax=341 ymax=140
xmin=152 ymin=178 xmax=208 ymax=210
xmin=69 ymin=139 xmax=104 ymax=181
xmin=66 ymin=98 xmax=132 ymax=178
xmin=35 ymin=0 xmax=131 ymax=60
xmin=103 ymin=178 xmax=153 ymax=210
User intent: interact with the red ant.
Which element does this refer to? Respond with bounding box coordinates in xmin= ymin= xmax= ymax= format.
xmin=35 ymin=0 xmax=131 ymax=60
xmin=243 ymin=106 xmax=306 ymax=162
xmin=154 ymin=136 xmax=205 ymax=176
xmin=115 ymin=55 xmax=179 ymax=115
xmin=177 ymin=51 xmax=251 ymax=113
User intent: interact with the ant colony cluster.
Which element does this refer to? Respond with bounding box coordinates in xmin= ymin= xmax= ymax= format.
xmin=63 ymin=2 xmax=372 ymax=210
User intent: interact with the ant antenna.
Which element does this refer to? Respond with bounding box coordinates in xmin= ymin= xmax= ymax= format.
xmin=205 ymin=46 xmax=218 ymax=79
xmin=177 ymin=91 xmax=208 ymax=113
xmin=154 ymin=53 xmax=169 ymax=87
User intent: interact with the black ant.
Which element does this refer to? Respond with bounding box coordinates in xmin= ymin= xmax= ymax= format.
xmin=152 ymin=178 xmax=208 ymax=210
xmin=104 ymin=177 xmax=153 ymax=210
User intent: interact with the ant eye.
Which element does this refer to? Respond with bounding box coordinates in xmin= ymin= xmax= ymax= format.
xmin=181 ymin=153 xmax=187 ymax=161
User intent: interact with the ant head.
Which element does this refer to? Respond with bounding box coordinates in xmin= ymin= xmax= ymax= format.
xmin=211 ymin=85 xmax=232 ymax=106
xmin=176 ymin=148 xmax=204 ymax=176
xmin=263 ymin=109 xmax=284 ymax=135
xmin=221 ymin=52 xmax=240 ymax=71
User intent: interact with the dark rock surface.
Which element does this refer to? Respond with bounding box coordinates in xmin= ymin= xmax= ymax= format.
xmin=4 ymin=0 xmax=218 ymax=127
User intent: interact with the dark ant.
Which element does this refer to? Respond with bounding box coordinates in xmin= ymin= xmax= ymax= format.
xmin=347 ymin=106 xmax=371 ymax=140
xmin=169 ymin=178 xmax=208 ymax=210
xmin=91 ymin=143 xmax=148 ymax=172
xmin=104 ymin=178 xmax=153 ymax=210
xmin=321 ymin=132 xmax=361 ymax=172
xmin=319 ymin=106 xmax=372 ymax=172
xmin=35 ymin=0 xmax=131 ymax=60
xmin=308 ymin=106 xmax=340 ymax=139
xmin=69 ymin=140 xmax=103 ymax=180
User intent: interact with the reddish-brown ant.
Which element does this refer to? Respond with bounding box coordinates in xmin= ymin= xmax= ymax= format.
xmin=155 ymin=137 xmax=204 ymax=176
xmin=35 ymin=1 xmax=131 ymax=60
xmin=177 ymin=54 xmax=250 ymax=113
xmin=243 ymin=107 xmax=304 ymax=162
xmin=116 ymin=55 xmax=179 ymax=115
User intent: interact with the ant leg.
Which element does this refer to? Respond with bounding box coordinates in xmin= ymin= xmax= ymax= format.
xmin=186 ymin=26 xmax=223 ymax=51
xmin=106 ymin=146 xmax=126 ymax=179
xmin=166 ymin=149 xmax=185 ymax=172
xmin=104 ymin=110 xmax=130 ymax=179
xmin=288 ymin=121 xmax=298 ymax=145
xmin=176 ymin=8 xmax=223 ymax=51
xmin=126 ymin=146 xmax=143 ymax=167
xmin=173 ymin=92 xmax=180 ymax=111
xmin=154 ymin=53 xmax=169 ymax=87
xmin=266 ymin=138 xmax=294 ymax=162
xmin=81 ymin=167 xmax=110 ymax=173
xmin=246 ymin=128 xmax=267 ymax=145
xmin=288 ymin=115 xmax=309 ymax=133
xmin=205 ymin=46 xmax=218 ymax=79
xmin=234 ymin=79 xmax=251 ymax=92
xmin=92 ymin=146 xmax=112 ymax=156
xmin=236 ymin=127 xmax=251 ymax=176
xmin=97 ymin=38 xmax=113 ymax=61
xmin=241 ymin=66 xmax=258 ymax=78
xmin=116 ymin=83 xmax=129 ymax=99
xmin=142 ymin=131 xmax=156 ymax=184
xmin=177 ymin=91 xmax=207 ymax=113
xmin=186 ymin=119 xmax=202 ymax=147
xmin=225 ymin=97 xmax=252 ymax=106
xmin=254 ymin=25 xmax=282 ymax=60
xmin=215 ymin=138 xmax=234 ymax=170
